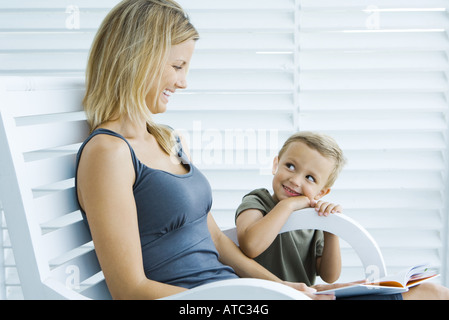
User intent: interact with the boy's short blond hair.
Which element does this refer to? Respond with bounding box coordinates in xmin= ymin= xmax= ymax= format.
xmin=278 ymin=131 xmax=347 ymax=188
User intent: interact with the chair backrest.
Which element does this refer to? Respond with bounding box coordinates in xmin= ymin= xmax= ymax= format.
xmin=224 ymin=209 xmax=387 ymax=279
xmin=0 ymin=76 xmax=111 ymax=299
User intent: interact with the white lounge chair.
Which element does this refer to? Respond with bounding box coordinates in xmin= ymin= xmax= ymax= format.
xmin=0 ymin=76 xmax=386 ymax=300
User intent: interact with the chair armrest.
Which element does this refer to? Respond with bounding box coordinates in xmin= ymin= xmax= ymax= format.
xmin=43 ymin=277 xmax=310 ymax=300
xmin=223 ymin=208 xmax=387 ymax=278
xmin=161 ymin=278 xmax=311 ymax=300
xmin=43 ymin=278 xmax=90 ymax=300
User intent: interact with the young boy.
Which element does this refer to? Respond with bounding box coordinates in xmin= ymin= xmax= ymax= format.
xmin=235 ymin=131 xmax=449 ymax=299
xmin=235 ymin=131 xmax=347 ymax=286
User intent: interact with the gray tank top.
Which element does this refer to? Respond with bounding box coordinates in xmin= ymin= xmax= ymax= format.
xmin=76 ymin=128 xmax=237 ymax=289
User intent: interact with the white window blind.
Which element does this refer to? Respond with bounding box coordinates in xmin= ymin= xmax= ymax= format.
xmin=296 ymin=0 xmax=449 ymax=285
xmin=0 ymin=0 xmax=448 ymax=298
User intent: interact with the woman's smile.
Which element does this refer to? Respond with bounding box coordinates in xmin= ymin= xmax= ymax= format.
xmin=162 ymin=89 xmax=173 ymax=103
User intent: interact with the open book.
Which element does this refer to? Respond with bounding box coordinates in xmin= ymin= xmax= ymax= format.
xmin=316 ymin=263 xmax=439 ymax=298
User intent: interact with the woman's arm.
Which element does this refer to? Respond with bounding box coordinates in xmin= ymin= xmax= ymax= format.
xmin=207 ymin=213 xmax=326 ymax=298
xmin=208 ymin=213 xmax=282 ymax=281
xmin=77 ymin=134 xmax=186 ymax=299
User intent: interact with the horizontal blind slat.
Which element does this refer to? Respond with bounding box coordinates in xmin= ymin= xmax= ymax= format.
xmin=300 ymin=31 xmax=449 ymax=51
xmin=299 ymin=0 xmax=449 ymax=9
xmin=178 ymin=71 xmax=294 ymax=91
xmin=158 ymin=112 xmax=293 ymax=130
xmin=299 ymin=11 xmax=449 ymax=30
xmin=0 ymin=0 xmax=294 ymax=10
xmin=330 ymin=132 xmax=446 ymax=151
xmin=0 ymin=10 xmax=295 ymax=31
xmin=298 ymin=111 xmax=447 ymax=131
xmin=299 ymin=51 xmax=449 ymax=71
xmin=0 ymin=32 xmax=294 ymax=52
xmin=299 ymin=92 xmax=448 ymax=111
xmin=299 ymin=71 xmax=448 ymax=91
xmin=169 ymin=93 xmax=293 ymax=111
xmin=16 ymin=120 xmax=89 ymax=153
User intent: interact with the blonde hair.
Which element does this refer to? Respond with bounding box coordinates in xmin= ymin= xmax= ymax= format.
xmin=83 ymin=0 xmax=199 ymax=155
xmin=278 ymin=131 xmax=347 ymax=188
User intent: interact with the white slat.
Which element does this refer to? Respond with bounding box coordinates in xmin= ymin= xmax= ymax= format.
xmin=34 ymin=188 xmax=79 ymax=225
xmin=0 ymin=32 xmax=95 ymax=51
xmin=0 ymin=10 xmax=107 ymax=30
xmin=299 ymin=71 xmax=448 ymax=91
xmin=299 ymin=10 xmax=449 ymax=30
xmin=298 ymin=111 xmax=446 ymax=131
xmin=300 ymin=0 xmax=448 ymax=9
xmin=186 ymin=70 xmax=293 ymax=91
xmin=299 ymin=51 xmax=449 ymax=72
xmin=41 ymin=221 xmax=92 ymax=263
xmin=158 ymin=111 xmax=294 ymax=131
xmin=9 ymin=90 xmax=84 ymax=116
xmin=16 ymin=120 xmax=88 ymax=153
xmin=0 ymin=0 xmax=293 ymax=10
xmin=331 ymin=132 xmax=446 ymax=151
xmin=25 ymin=153 xmax=76 ymax=189
xmin=299 ymin=92 xmax=448 ymax=111
xmin=169 ymin=92 xmax=293 ymax=111
xmin=300 ymin=31 xmax=449 ymax=51
xmin=49 ymin=246 xmax=100 ymax=281
xmin=195 ymin=32 xmax=294 ymax=51
xmin=189 ymin=11 xmax=294 ymax=31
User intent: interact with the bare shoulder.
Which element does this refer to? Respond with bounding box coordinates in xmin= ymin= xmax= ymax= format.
xmin=77 ymin=133 xmax=135 ymax=186
xmin=83 ymin=133 xmax=130 ymax=158
xmin=80 ymin=134 xmax=133 ymax=167
xmin=77 ymin=133 xmax=136 ymax=213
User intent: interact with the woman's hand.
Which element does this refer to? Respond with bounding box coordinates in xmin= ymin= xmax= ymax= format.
xmin=282 ymin=281 xmax=336 ymax=300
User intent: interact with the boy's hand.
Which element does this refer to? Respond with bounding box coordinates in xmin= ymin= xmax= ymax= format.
xmin=314 ymin=200 xmax=342 ymax=217
xmin=282 ymin=195 xmax=314 ymax=212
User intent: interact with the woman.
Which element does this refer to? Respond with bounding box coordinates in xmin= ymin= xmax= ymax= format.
xmin=76 ymin=0 xmax=320 ymax=300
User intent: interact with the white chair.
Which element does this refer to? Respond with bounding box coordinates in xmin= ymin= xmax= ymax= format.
xmin=224 ymin=209 xmax=387 ymax=279
xmin=0 ymin=76 xmax=386 ymax=300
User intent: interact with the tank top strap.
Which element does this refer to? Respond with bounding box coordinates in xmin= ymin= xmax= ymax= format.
xmin=76 ymin=128 xmax=142 ymax=180
xmin=89 ymin=128 xmax=135 ymax=151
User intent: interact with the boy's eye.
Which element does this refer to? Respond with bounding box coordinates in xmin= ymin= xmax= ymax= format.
xmin=286 ymin=163 xmax=295 ymax=171
xmin=306 ymin=175 xmax=316 ymax=183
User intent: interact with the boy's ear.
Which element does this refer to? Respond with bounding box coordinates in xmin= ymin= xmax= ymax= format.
xmin=272 ymin=156 xmax=279 ymax=175
xmin=314 ymin=188 xmax=331 ymax=200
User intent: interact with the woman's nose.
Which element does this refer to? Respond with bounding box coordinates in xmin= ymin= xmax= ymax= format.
xmin=176 ymin=74 xmax=188 ymax=89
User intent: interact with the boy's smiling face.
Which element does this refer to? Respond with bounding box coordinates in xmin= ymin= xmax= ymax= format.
xmin=271 ymin=141 xmax=335 ymax=203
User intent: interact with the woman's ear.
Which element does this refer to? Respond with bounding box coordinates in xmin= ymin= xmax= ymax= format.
xmin=272 ymin=156 xmax=279 ymax=175
xmin=314 ymin=188 xmax=331 ymax=200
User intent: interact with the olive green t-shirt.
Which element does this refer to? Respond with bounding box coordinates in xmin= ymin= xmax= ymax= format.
xmin=235 ymin=188 xmax=324 ymax=286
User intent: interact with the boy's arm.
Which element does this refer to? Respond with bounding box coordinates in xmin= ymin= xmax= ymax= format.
xmin=236 ymin=196 xmax=311 ymax=258
xmin=208 ymin=213 xmax=335 ymax=300
xmin=316 ymin=232 xmax=341 ymax=283
xmin=314 ymin=201 xmax=342 ymax=283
